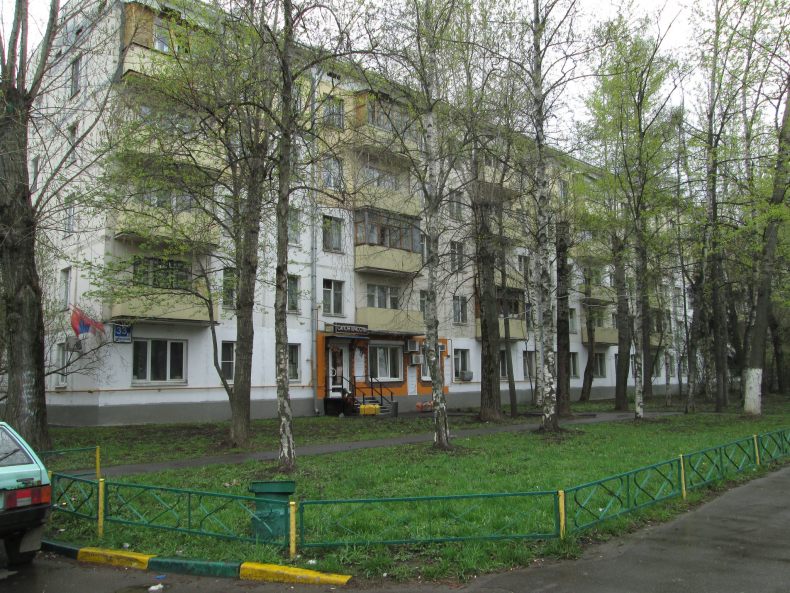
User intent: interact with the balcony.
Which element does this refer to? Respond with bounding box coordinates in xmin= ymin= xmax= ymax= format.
xmin=356 ymin=307 xmax=424 ymax=334
xmin=355 ymin=244 xmax=422 ymax=277
xmin=110 ymin=292 xmax=218 ymax=324
xmin=475 ymin=318 xmax=528 ymax=341
xmin=577 ymin=283 xmax=615 ymax=304
xmin=113 ymin=209 xmax=219 ymax=248
xmin=581 ymin=326 xmax=619 ymax=346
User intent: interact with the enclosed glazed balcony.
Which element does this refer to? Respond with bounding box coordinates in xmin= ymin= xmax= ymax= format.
xmin=354 ymin=209 xmax=423 ymax=276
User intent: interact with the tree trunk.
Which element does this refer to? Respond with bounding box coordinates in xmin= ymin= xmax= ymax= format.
xmin=0 ymin=91 xmax=50 ymax=450
xmin=579 ymin=270 xmax=595 ymax=403
xmin=613 ymin=238 xmax=630 ymax=411
xmin=556 ymin=221 xmax=571 ymax=417
xmin=424 ymin=97 xmax=450 ymax=448
xmin=532 ymin=0 xmax=558 ymax=432
xmin=475 ymin=184 xmax=502 ymax=422
xmin=632 ymin=231 xmax=648 ymax=420
xmin=769 ymin=309 xmax=785 ymax=395
xmin=274 ymin=0 xmax=296 ymax=471
xmin=743 ymin=80 xmax=789 ymax=414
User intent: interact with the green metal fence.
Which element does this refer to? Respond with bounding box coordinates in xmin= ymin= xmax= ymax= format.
xmin=565 ymin=458 xmax=681 ymax=532
xmin=51 ymin=473 xmax=99 ymax=520
xmin=104 ymin=481 xmax=288 ymax=545
xmin=48 ymin=427 xmax=790 ymax=551
xmin=298 ymin=490 xmax=558 ymax=547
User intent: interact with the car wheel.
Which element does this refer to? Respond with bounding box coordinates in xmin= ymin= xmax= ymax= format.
xmin=4 ymin=534 xmax=38 ymax=566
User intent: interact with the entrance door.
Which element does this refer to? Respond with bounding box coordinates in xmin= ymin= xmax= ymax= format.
xmin=327 ymin=343 xmax=349 ymax=398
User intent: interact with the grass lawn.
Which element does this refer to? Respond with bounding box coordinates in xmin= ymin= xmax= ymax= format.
xmin=46 ymin=394 xmax=790 ymax=582
xmin=47 ymin=393 xmax=732 ymax=471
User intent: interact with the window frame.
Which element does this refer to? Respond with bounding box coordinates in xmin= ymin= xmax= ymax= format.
xmin=70 ymin=55 xmax=81 ymax=98
xmin=593 ymin=352 xmax=607 ymax=378
xmin=221 ymin=341 xmax=235 ymax=382
xmin=452 ymin=295 xmax=468 ymax=324
xmin=288 ymin=343 xmax=301 ymax=382
xmin=322 ymin=215 xmax=343 ymax=252
xmin=369 ymin=344 xmax=402 ymax=382
xmin=132 ymin=338 xmax=187 ymax=384
xmin=453 ymin=348 xmax=470 ymax=380
xmin=287 ymin=274 xmax=300 ymax=313
xmin=322 ymin=278 xmax=343 ymax=316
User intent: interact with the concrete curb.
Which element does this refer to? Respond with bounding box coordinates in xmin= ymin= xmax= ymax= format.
xmin=42 ymin=540 xmax=352 ymax=585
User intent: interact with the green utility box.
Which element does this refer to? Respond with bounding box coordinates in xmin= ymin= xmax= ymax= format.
xmin=249 ymin=480 xmax=295 ymax=542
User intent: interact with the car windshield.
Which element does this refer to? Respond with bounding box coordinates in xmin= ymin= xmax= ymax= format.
xmin=0 ymin=427 xmax=34 ymax=467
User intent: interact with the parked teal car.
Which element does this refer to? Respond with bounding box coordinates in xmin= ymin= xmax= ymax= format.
xmin=0 ymin=422 xmax=51 ymax=566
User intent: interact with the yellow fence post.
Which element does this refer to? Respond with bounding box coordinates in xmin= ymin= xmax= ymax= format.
xmin=289 ymin=501 xmax=297 ymax=560
xmin=558 ymin=490 xmax=566 ymax=539
xmin=95 ymin=446 xmax=101 ymax=479
xmin=679 ymin=455 xmax=687 ymax=500
xmin=753 ymin=435 xmax=761 ymax=466
xmin=98 ymin=478 xmax=105 ymax=539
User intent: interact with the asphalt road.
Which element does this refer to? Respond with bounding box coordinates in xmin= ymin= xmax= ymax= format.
xmin=3 ymin=465 xmax=789 ymax=593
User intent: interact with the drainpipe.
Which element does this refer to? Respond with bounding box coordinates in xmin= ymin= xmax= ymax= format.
xmin=310 ymin=67 xmax=320 ymax=415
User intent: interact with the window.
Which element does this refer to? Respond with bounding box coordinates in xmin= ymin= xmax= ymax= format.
xmin=568 ymin=308 xmax=577 ymax=333
xmin=453 ymin=295 xmax=468 ymax=324
xmin=55 ymin=342 xmax=67 ymax=386
xmin=322 ymin=279 xmax=343 ymax=315
xmin=523 ymin=350 xmax=536 ymax=380
xmin=369 ymin=345 xmax=402 ymax=381
xmin=222 ymin=267 xmax=236 ymax=309
xmin=70 ymin=56 xmax=81 ymax=97
xmin=64 ymin=200 xmax=75 ymax=234
xmin=287 ymin=275 xmax=300 ymax=312
xmin=419 ymin=290 xmax=428 ymax=314
xmin=66 ymin=123 xmax=78 ymax=164
xmin=612 ymin=312 xmax=618 ymax=329
xmin=287 ymin=207 xmax=301 ymax=244
xmin=570 ymin=352 xmax=579 ymax=378
xmin=323 ymin=96 xmax=344 ymax=128
xmin=132 ymin=339 xmax=185 ymax=382
xmin=367 ymin=284 xmax=399 ymax=309
xmin=448 ymin=193 xmax=464 ymax=220
xmin=592 ymin=309 xmax=605 ymax=328
xmin=559 ymin=178 xmax=570 ymax=200
xmin=354 ymin=209 xmax=421 ymax=253
xmin=518 ymin=255 xmax=529 ymax=278
xmin=450 ymin=241 xmax=464 ymax=273
xmin=669 ymin=354 xmax=676 ymax=377
xmin=288 ymin=344 xmax=300 ymax=381
xmin=31 ymin=155 xmax=40 ymax=192
xmin=221 ymin=341 xmax=235 ymax=381
xmin=133 ymin=258 xmax=190 ymax=290
xmin=653 ymin=353 xmax=663 ymax=377
xmin=593 ymin=352 xmax=607 ymax=378
xmin=361 ymin=164 xmax=399 ymax=190
xmin=60 ymin=267 xmax=71 ymax=310
xmin=322 ymin=215 xmax=343 ymax=251
xmin=499 ymin=289 xmax=525 ymax=319
xmin=154 ymin=16 xmax=171 ymax=52
xmin=453 ymin=348 xmax=470 ymax=380
xmin=321 ymin=158 xmax=342 ymax=190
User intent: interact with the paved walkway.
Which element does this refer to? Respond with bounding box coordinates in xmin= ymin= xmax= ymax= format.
xmin=99 ymin=411 xmax=674 ymax=476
